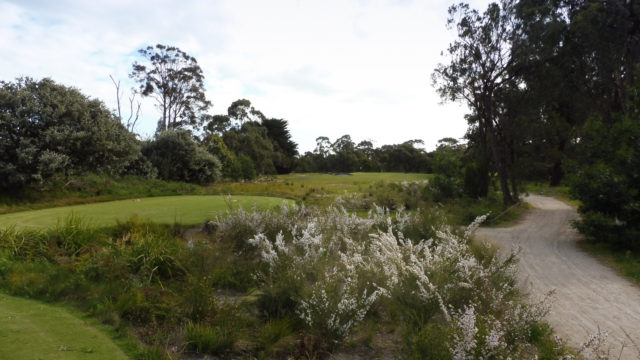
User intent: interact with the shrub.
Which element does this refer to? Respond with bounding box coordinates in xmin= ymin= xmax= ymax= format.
xmin=142 ymin=130 xmax=221 ymax=184
xmin=463 ymin=161 xmax=489 ymax=198
xmin=239 ymin=155 xmax=257 ymax=180
xmin=217 ymin=202 xmax=548 ymax=356
xmin=430 ymin=174 xmax=462 ymax=202
xmin=0 ymin=77 xmax=142 ymax=190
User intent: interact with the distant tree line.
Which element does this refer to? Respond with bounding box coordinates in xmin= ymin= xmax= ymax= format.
xmin=295 ymin=135 xmax=431 ymax=173
xmin=435 ymin=0 xmax=640 ymax=250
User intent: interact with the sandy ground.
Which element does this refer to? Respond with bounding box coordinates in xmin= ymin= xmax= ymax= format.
xmin=476 ymin=195 xmax=640 ymax=359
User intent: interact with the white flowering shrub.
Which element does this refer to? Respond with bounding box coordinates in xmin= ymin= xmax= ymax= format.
xmin=214 ymin=201 xmax=555 ymax=356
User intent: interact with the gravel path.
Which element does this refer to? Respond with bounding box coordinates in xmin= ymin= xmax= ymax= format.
xmin=476 ymin=195 xmax=640 ymax=359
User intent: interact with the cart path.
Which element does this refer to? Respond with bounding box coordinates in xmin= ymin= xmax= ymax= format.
xmin=476 ymin=195 xmax=640 ymax=359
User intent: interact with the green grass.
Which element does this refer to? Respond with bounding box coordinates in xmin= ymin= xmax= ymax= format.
xmin=0 ymin=173 xmax=431 ymax=215
xmin=0 ymin=195 xmax=290 ymax=230
xmin=211 ymin=172 xmax=432 ymax=206
xmin=0 ymin=292 xmax=130 ymax=359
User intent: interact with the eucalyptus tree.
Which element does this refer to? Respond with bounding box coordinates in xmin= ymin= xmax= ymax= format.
xmin=227 ymin=99 xmax=265 ymax=126
xmin=130 ymin=44 xmax=211 ymax=131
xmin=433 ymin=0 xmax=519 ymax=204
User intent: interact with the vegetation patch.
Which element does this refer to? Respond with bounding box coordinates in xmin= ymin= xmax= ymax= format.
xmin=0 ymin=201 xmax=567 ymax=358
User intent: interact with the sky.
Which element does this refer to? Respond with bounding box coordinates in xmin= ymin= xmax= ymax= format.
xmin=0 ymin=0 xmax=492 ymax=153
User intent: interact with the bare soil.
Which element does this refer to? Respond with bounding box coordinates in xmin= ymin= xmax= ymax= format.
xmin=476 ymin=195 xmax=640 ymax=359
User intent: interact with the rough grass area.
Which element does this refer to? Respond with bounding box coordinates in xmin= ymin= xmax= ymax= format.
xmin=0 ymin=292 xmax=130 ymax=360
xmin=210 ymin=172 xmax=432 ymax=206
xmin=0 ymin=195 xmax=290 ymax=230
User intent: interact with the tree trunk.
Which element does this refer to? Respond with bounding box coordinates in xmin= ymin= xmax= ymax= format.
xmin=549 ymin=139 xmax=566 ymax=186
xmin=162 ymin=97 xmax=168 ymax=131
xmin=478 ymin=121 xmax=490 ymax=197
xmin=486 ymin=118 xmax=515 ymax=205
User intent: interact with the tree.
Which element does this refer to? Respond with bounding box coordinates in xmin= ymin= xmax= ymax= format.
xmin=433 ymin=1 xmax=519 ymax=204
xmin=0 ymin=78 xmax=142 ymax=190
xmin=223 ymin=122 xmax=276 ymax=175
xmin=227 ymin=99 xmax=265 ymax=126
xmin=142 ymin=130 xmax=221 ymax=184
xmin=130 ymin=44 xmax=211 ymax=131
xmin=109 ymin=75 xmax=141 ymax=132
xmin=262 ymin=118 xmax=298 ymax=173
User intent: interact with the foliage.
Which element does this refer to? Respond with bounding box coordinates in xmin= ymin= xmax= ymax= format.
xmin=296 ymin=135 xmax=431 ymax=173
xmin=0 ymin=188 xmax=569 ymax=359
xmin=570 ymin=115 xmax=640 ymax=250
xmin=222 ymin=122 xmax=277 ymax=175
xmin=184 ymin=323 xmax=236 ymax=355
xmin=203 ymin=99 xmax=298 ymax=176
xmin=143 ymin=130 xmax=221 ymax=184
xmin=433 ymin=0 xmax=519 ymax=204
xmin=0 ymin=78 xmax=142 ymax=191
xmin=262 ymin=118 xmax=299 ymax=173
xmin=130 ymin=44 xmax=210 ymax=131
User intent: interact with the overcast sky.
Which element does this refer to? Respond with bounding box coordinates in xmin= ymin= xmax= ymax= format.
xmin=0 ymin=0 xmax=492 ymax=152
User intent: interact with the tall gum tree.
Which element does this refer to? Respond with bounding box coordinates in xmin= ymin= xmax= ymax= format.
xmin=433 ymin=0 xmax=518 ymax=204
xmin=130 ymin=44 xmax=211 ymax=132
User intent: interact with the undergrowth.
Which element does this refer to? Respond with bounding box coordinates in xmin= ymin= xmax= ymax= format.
xmin=0 ymin=200 xmax=569 ymax=359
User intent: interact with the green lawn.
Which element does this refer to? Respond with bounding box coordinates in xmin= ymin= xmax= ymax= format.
xmin=0 ymin=293 xmax=129 ymax=360
xmin=0 ymin=195 xmax=290 ymax=230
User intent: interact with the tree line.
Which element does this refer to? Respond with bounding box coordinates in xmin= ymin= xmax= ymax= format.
xmin=435 ymin=0 xmax=640 ymax=250
xmin=0 ymin=44 xmax=435 ymax=194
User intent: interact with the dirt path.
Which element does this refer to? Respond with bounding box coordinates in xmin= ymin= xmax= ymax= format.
xmin=476 ymin=195 xmax=640 ymax=359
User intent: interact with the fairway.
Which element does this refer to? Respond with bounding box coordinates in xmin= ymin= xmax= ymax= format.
xmin=0 ymin=293 xmax=129 ymax=360
xmin=0 ymin=195 xmax=290 ymax=230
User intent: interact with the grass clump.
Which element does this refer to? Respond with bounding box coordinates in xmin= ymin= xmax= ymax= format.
xmin=184 ymin=323 xmax=236 ymax=355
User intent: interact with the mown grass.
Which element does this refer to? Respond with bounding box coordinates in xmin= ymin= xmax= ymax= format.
xmin=0 ymin=172 xmax=431 ymax=215
xmin=0 ymin=195 xmax=290 ymax=230
xmin=0 ymin=292 xmax=131 ymax=360
xmin=0 ymin=174 xmax=205 ymax=215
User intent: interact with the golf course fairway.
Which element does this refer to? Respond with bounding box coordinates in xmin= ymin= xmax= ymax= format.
xmin=0 ymin=292 xmax=129 ymax=359
xmin=0 ymin=195 xmax=291 ymax=230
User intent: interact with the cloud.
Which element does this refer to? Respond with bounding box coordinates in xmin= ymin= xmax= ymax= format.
xmin=1 ymin=0 xmax=492 ymax=151
xmin=260 ymin=66 xmax=333 ymax=96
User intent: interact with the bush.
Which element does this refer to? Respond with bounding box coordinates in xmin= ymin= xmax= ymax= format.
xmin=463 ymin=161 xmax=489 ymax=198
xmin=0 ymin=78 xmax=142 ymax=190
xmin=239 ymin=155 xmax=257 ymax=180
xmin=430 ymin=174 xmax=462 ymax=202
xmin=404 ymin=323 xmax=452 ymax=360
xmin=142 ymin=130 xmax=221 ymax=184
